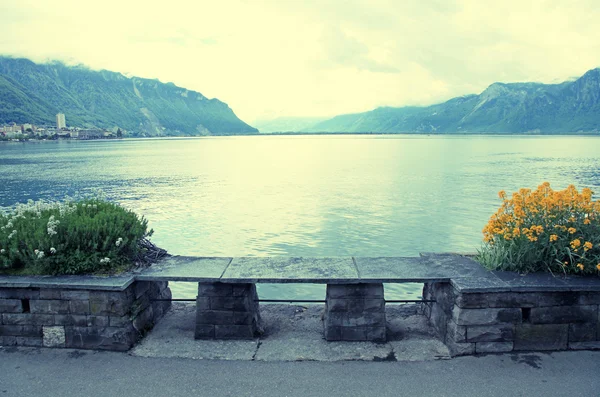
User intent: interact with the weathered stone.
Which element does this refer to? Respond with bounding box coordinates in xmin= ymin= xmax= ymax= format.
xmin=132 ymin=306 xmax=154 ymax=332
xmin=446 ymin=320 xmax=467 ymax=343
xmin=65 ymin=326 xmax=137 ymax=351
xmin=42 ymin=326 xmax=65 ymax=347
xmin=366 ymin=327 xmax=386 ymax=343
xmin=194 ymin=324 xmax=215 ymax=339
xmin=0 ymin=336 xmax=17 ymax=346
xmin=198 ymin=283 xmax=233 ymax=297
xmin=452 ymin=306 xmax=521 ymax=326
xmin=69 ymin=300 xmax=90 ymax=314
xmin=89 ymin=297 xmax=130 ymax=316
xmin=530 ymin=305 xmax=597 ymax=324
xmin=324 ymin=326 xmax=342 ymax=340
xmin=455 ymin=293 xmax=489 ymax=309
xmin=87 ymin=316 xmax=109 ymax=327
xmin=514 ymin=324 xmax=568 ymax=351
xmin=466 ymin=325 xmax=514 ymax=342
xmin=487 ymin=292 xmax=539 ymax=308
xmin=326 ymin=299 xmax=347 ymax=312
xmin=2 ymin=313 xmax=54 ymax=326
xmin=196 ymin=297 xmax=210 ymax=311
xmin=109 ymin=315 xmax=131 ymax=327
xmin=134 ymin=281 xmax=151 ymax=299
xmin=30 ymin=299 xmax=69 ymax=314
xmin=476 ymin=341 xmax=513 ymax=353
xmin=445 ymin=340 xmax=476 ymax=356
xmin=341 ymin=326 xmax=368 ymax=341
xmin=344 ymin=312 xmax=386 ymax=327
xmin=578 ymin=292 xmax=600 ymax=305
xmin=326 ymin=284 xmax=384 ymax=298
xmin=569 ymin=323 xmax=597 ymax=342
xmin=61 ymin=290 xmax=90 ymax=300
xmin=214 ymin=324 xmax=256 ymax=339
xmin=568 ymin=341 xmax=600 ymax=350
xmin=0 ymin=299 xmax=23 ymax=313
xmin=54 ymin=315 xmax=88 ymax=327
xmin=0 ymin=288 xmax=39 ymax=300
xmin=39 ymin=289 xmax=62 ymax=299
xmin=16 ymin=336 xmax=43 ymax=347
xmin=537 ymin=292 xmax=580 ymax=307
xmin=209 ymin=296 xmax=252 ymax=311
xmin=197 ymin=310 xmax=234 ymax=325
xmin=0 ymin=325 xmax=42 ymax=337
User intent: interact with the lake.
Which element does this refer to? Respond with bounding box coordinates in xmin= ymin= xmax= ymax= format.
xmin=2 ymin=135 xmax=600 ymax=300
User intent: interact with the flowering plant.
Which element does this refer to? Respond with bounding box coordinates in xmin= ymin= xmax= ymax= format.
xmin=0 ymin=194 xmax=155 ymax=275
xmin=477 ymin=182 xmax=600 ymax=275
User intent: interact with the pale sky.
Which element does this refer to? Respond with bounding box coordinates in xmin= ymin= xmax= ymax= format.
xmin=1 ymin=0 xmax=600 ymax=124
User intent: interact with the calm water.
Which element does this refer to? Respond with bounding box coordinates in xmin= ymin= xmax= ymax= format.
xmin=2 ymin=135 xmax=600 ymax=299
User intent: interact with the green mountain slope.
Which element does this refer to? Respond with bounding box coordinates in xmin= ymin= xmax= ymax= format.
xmin=306 ymin=69 xmax=600 ymax=134
xmin=0 ymin=57 xmax=257 ymax=136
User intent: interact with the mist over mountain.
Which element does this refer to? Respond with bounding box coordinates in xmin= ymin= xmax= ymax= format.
xmin=303 ymin=68 xmax=600 ymax=134
xmin=0 ymin=57 xmax=257 ymax=136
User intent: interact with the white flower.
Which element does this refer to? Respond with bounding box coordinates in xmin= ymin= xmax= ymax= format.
xmin=36 ymin=251 xmax=44 ymax=259
xmin=115 ymin=237 xmax=123 ymax=247
xmin=50 ymin=247 xmax=56 ymax=254
xmin=99 ymin=257 xmax=111 ymax=264
xmin=0 ymin=249 xmax=5 ymax=254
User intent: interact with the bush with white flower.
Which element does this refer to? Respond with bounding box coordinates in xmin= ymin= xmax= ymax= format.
xmin=0 ymin=194 xmax=165 ymax=275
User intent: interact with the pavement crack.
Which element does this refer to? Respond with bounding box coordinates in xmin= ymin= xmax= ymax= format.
xmin=252 ymin=340 xmax=262 ymax=361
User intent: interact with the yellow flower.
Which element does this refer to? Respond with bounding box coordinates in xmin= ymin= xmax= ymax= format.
xmin=513 ymin=227 xmax=521 ymax=236
xmin=584 ymin=241 xmax=593 ymax=251
xmin=498 ymin=190 xmax=506 ymax=199
xmin=568 ymin=227 xmax=577 ymax=234
xmin=570 ymin=239 xmax=581 ymax=250
xmin=584 ymin=218 xmax=591 ymax=225
xmin=596 ymin=264 xmax=600 ymax=271
xmin=549 ymin=234 xmax=558 ymax=242
xmin=577 ymin=263 xmax=584 ymax=270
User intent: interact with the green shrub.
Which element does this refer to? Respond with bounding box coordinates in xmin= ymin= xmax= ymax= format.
xmin=477 ymin=182 xmax=600 ymax=275
xmin=0 ymin=195 xmax=154 ymax=275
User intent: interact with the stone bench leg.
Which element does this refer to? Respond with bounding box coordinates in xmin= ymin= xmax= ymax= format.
xmin=194 ymin=282 xmax=262 ymax=339
xmin=324 ymin=283 xmax=386 ymax=342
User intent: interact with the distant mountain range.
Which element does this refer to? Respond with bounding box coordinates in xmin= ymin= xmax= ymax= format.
xmin=299 ymin=68 xmax=600 ymax=134
xmin=252 ymin=117 xmax=328 ymax=133
xmin=0 ymin=57 xmax=257 ymax=136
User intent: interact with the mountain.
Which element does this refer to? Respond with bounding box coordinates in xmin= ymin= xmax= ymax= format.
xmin=0 ymin=57 xmax=257 ymax=136
xmin=252 ymin=117 xmax=328 ymax=133
xmin=306 ymin=68 xmax=600 ymax=134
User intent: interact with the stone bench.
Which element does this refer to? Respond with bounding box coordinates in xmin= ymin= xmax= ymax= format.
xmin=137 ymin=254 xmax=490 ymax=342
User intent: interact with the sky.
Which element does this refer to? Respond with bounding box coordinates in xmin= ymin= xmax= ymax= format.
xmin=1 ymin=0 xmax=600 ymax=124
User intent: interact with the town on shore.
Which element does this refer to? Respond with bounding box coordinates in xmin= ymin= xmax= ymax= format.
xmin=0 ymin=113 xmax=122 ymax=141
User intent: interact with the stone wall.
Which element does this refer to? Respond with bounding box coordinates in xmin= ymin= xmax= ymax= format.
xmin=423 ymin=282 xmax=600 ymax=356
xmin=0 ymin=281 xmax=171 ymax=351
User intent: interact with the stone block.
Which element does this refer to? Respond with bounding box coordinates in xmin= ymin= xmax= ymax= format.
xmin=0 ymin=288 xmax=39 ymax=300
xmin=568 ymin=341 xmax=600 ymax=350
xmin=65 ymin=326 xmax=137 ymax=351
xmin=476 ymin=342 xmax=513 ymax=354
xmin=324 ymin=311 xmax=345 ymax=326
xmin=87 ymin=316 xmax=109 ymax=327
xmin=132 ymin=306 xmax=154 ymax=332
xmin=446 ymin=340 xmax=476 ymax=356
xmin=455 ymin=293 xmax=489 ymax=309
xmin=194 ymin=324 xmax=215 ymax=339
xmin=134 ymin=281 xmax=151 ymax=299
xmin=69 ymin=300 xmax=90 ymax=315
xmin=2 ymin=313 xmax=54 ymax=326
xmin=537 ymin=292 xmax=580 ymax=307
xmin=324 ymin=326 xmax=342 ymax=341
xmin=43 ymin=326 xmax=65 ymax=347
xmin=452 ymin=306 xmax=521 ymax=326
xmin=326 ymin=284 xmax=384 ymax=299
xmin=61 ymin=290 xmax=90 ymax=300
xmin=198 ymin=283 xmax=233 ymax=297
xmin=39 ymin=289 xmax=62 ymax=300
xmin=215 ymin=324 xmax=256 ymax=339
xmin=466 ymin=325 xmax=514 ymax=342
xmin=209 ymin=296 xmax=251 ymax=311
xmin=569 ymin=323 xmax=597 ymax=342
xmin=0 ymin=325 xmax=42 ymax=337
xmin=578 ymin=292 xmax=600 ymax=305
xmin=446 ymin=320 xmax=467 ymax=343
xmin=487 ymin=293 xmax=539 ymax=308
xmin=89 ymin=297 xmax=130 ymax=316
xmin=30 ymin=299 xmax=70 ymax=315
xmin=0 ymin=336 xmax=17 ymax=346
xmin=109 ymin=315 xmax=131 ymax=328
xmin=54 ymin=315 xmax=88 ymax=327
xmin=16 ymin=337 xmax=43 ymax=347
xmin=0 ymin=299 xmax=23 ymax=313
xmin=196 ymin=297 xmax=210 ymax=311
xmin=345 ymin=312 xmax=386 ymax=327
xmin=341 ymin=327 xmax=368 ymax=341
xmin=233 ymin=311 xmax=255 ymax=325
xmin=514 ymin=324 xmax=568 ymax=351
xmin=366 ymin=326 xmax=386 ymax=343
xmin=196 ymin=310 xmax=234 ymax=325
xmin=326 ymin=299 xmax=347 ymax=312
xmin=530 ymin=305 xmax=597 ymax=324
xmin=232 ymin=285 xmax=252 ymax=297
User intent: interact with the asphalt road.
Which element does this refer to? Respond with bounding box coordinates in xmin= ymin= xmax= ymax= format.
xmin=1 ymin=347 xmax=599 ymax=397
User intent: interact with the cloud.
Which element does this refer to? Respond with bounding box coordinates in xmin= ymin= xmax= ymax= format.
xmin=1 ymin=0 xmax=600 ymax=123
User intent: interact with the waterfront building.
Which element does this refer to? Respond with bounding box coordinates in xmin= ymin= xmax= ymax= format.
xmin=56 ymin=113 xmax=66 ymax=129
